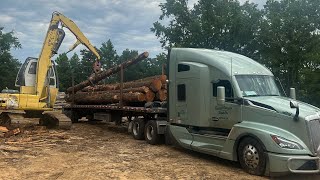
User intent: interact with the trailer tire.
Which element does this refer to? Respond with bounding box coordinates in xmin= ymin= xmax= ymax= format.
xmin=64 ymin=109 xmax=79 ymax=123
xmin=145 ymin=120 xmax=161 ymax=145
xmin=132 ymin=118 xmax=145 ymax=140
xmin=238 ymin=137 xmax=266 ymax=176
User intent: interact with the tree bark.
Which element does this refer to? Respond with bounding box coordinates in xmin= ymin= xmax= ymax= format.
xmin=82 ymin=79 xmax=162 ymax=93
xmin=133 ymin=75 xmax=167 ymax=84
xmin=82 ymin=86 xmax=150 ymax=94
xmin=67 ymin=52 xmax=149 ymax=94
xmin=65 ymin=92 xmax=146 ymax=104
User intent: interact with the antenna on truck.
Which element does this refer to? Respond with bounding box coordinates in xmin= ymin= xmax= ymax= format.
xmin=230 ymin=57 xmax=233 ymax=82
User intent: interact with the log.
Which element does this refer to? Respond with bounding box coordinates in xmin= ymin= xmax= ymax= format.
xmin=161 ymin=83 xmax=167 ymax=90
xmin=83 ymin=86 xmax=150 ymax=94
xmin=156 ymin=89 xmax=167 ymax=101
xmin=145 ymin=91 xmax=155 ymax=102
xmin=120 ymin=79 xmax=162 ymax=92
xmin=82 ymin=85 xmax=117 ymax=92
xmin=67 ymin=52 xmax=149 ymax=94
xmin=133 ymin=75 xmax=167 ymax=84
xmin=66 ymin=92 xmax=146 ymax=104
xmin=82 ymin=79 xmax=162 ymax=93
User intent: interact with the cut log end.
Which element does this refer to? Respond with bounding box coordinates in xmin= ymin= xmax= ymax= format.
xmin=156 ymin=89 xmax=167 ymax=101
xmin=150 ymin=79 xmax=162 ymax=92
xmin=145 ymin=91 xmax=155 ymax=102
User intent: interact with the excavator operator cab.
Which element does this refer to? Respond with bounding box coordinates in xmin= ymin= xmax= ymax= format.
xmin=15 ymin=57 xmax=58 ymax=89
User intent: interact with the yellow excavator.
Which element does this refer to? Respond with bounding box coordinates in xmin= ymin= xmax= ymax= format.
xmin=0 ymin=12 xmax=100 ymax=129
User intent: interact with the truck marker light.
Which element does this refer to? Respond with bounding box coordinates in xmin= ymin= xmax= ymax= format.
xmin=271 ymin=135 xmax=303 ymax=150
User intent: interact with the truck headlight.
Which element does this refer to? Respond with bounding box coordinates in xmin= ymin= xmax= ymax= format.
xmin=271 ymin=135 xmax=303 ymax=150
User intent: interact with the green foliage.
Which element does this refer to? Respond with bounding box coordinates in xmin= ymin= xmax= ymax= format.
xmin=0 ymin=27 xmax=21 ymax=90
xmin=151 ymin=0 xmax=262 ymax=56
xmin=259 ymin=0 xmax=320 ymax=106
xmin=80 ymin=48 xmax=98 ymax=78
xmin=69 ymin=53 xmax=82 ymax=84
xmin=54 ymin=40 xmax=166 ymax=91
xmin=55 ymin=53 xmax=71 ymax=92
xmin=99 ymin=40 xmax=119 ymax=83
xmin=100 ymin=39 xmax=118 ymax=69
xmin=152 ymin=0 xmax=320 ymax=107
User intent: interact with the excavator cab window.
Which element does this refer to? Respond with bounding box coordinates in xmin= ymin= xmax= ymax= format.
xmin=28 ymin=62 xmax=37 ymax=74
xmin=15 ymin=58 xmax=58 ymax=88
xmin=15 ymin=57 xmax=38 ymax=87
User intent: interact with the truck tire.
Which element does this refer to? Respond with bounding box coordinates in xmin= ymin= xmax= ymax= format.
xmin=64 ymin=109 xmax=79 ymax=123
xmin=144 ymin=120 xmax=161 ymax=145
xmin=238 ymin=137 xmax=266 ymax=176
xmin=132 ymin=118 xmax=145 ymax=140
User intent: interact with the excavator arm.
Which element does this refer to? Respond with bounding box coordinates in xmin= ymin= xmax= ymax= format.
xmin=36 ymin=11 xmax=100 ymax=99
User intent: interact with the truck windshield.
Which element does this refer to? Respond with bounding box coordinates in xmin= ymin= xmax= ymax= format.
xmin=235 ymin=75 xmax=280 ymax=97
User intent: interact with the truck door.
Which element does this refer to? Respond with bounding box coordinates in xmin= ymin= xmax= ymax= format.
xmin=190 ymin=79 xmax=242 ymax=154
xmin=211 ymin=79 xmax=242 ymax=131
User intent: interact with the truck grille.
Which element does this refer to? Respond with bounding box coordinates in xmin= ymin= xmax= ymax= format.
xmin=307 ymin=119 xmax=320 ymax=155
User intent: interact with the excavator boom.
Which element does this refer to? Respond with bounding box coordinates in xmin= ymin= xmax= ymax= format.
xmin=36 ymin=11 xmax=100 ymax=99
xmin=0 ymin=12 xmax=101 ymax=129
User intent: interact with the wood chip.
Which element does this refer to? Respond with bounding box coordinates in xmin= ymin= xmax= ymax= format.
xmin=4 ymin=128 xmax=21 ymax=138
xmin=0 ymin=126 xmax=9 ymax=133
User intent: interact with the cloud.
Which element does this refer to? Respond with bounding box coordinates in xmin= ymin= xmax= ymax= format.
xmin=1 ymin=0 xmax=266 ymax=62
xmin=0 ymin=15 xmax=14 ymax=24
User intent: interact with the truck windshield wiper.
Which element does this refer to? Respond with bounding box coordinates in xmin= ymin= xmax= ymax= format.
xmin=243 ymin=95 xmax=260 ymax=97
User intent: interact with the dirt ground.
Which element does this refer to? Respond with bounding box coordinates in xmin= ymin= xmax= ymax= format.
xmin=0 ymin=120 xmax=319 ymax=180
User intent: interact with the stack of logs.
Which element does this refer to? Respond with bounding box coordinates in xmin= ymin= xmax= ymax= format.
xmin=65 ymin=75 xmax=167 ymax=105
xmin=65 ymin=51 xmax=168 ymax=105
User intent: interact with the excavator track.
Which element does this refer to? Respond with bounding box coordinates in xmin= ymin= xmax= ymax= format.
xmin=0 ymin=111 xmax=72 ymax=130
xmin=42 ymin=111 xmax=72 ymax=130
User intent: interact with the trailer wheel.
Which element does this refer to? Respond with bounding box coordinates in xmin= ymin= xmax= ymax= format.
xmin=63 ymin=109 xmax=79 ymax=123
xmin=132 ymin=118 xmax=145 ymax=140
xmin=238 ymin=137 xmax=266 ymax=176
xmin=145 ymin=120 xmax=161 ymax=145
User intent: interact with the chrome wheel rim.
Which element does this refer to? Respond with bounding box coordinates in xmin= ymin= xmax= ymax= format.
xmin=243 ymin=144 xmax=259 ymax=169
xmin=146 ymin=125 xmax=154 ymax=140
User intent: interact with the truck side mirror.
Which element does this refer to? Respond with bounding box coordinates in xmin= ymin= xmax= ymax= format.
xmin=290 ymin=88 xmax=296 ymax=99
xmin=217 ymin=86 xmax=225 ymax=105
xmin=290 ymin=100 xmax=299 ymax=121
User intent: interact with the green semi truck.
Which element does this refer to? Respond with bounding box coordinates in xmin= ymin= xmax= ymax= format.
xmin=64 ymin=48 xmax=320 ymax=176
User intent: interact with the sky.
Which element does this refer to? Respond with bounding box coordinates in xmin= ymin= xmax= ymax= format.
xmin=0 ymin=0 xmax=266 ymax=62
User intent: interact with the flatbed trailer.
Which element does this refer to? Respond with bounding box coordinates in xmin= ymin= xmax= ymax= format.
xmin=63 ymin=48 xmax=320 ymax=176
xmin=63 ymin=103 xmax=168 ymax=145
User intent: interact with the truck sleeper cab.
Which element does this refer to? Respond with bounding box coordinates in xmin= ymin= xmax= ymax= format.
xmin=167 ymin=48 xmax=320 ymax=176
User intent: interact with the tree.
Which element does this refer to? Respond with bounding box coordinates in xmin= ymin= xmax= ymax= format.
xmin=119 ymin=49 xmax=140 ymax=81
xmin=55 ymin=53 xmax=71 ymax=92
xmin=259 ymin=0 xmax=320 ymax=105
xmin=151 ymin=0 xmax=262 ymax=56
xmin=69 ymin=53 xmax=82 ymax=84
xmin=79 ymin=48 xmax=99 ymax=79
xmin=152 ymin=0 xmax=320 ymax=106
xmin=99 ymin=40 xmax=119 ymax=83
xmin=100 ymin=39 xmax=118 ymax=70
xmin=0 ymin=27 xmax=21 ymax=90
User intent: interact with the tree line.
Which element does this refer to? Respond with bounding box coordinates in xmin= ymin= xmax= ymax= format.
xmin=54 ymin=39 xmax=166 ymax=92
xmin=151 ymin=0 xmax=320 ymax=107
xmin=0 ymin=27 xmax=21 ymax=91
xmin=0 ymin=0 xmax=319 ymax=107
